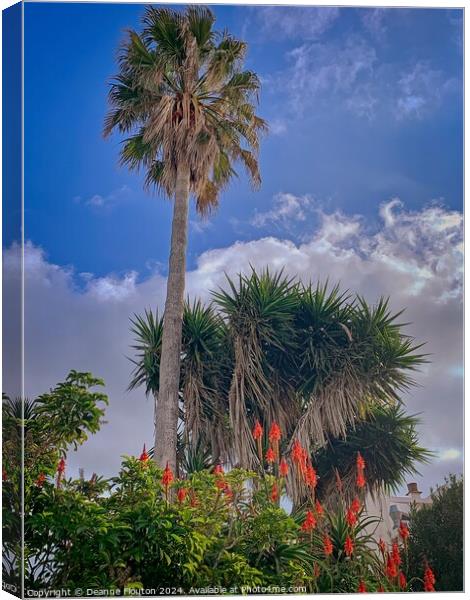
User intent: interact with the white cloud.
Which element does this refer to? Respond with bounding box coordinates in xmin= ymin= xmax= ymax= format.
xmin=439 ymin=448 xmax=461 ymax=461
xmin=272 ymin=33 xmax=460 ymax=122
xmin=250 ymin=192 xmax=314 ymax=229
xmin=76 ymin=185 xmax=132 ymax=209
xmin=257 ymin=6 xmax=339 ymax=41
xmin=395 ymin=62 xmax=458 ymax=120
xmin=3 ymin=198 xmax=462 ymax=492
xmin=283 ymin=36 xmax=377 ymax=114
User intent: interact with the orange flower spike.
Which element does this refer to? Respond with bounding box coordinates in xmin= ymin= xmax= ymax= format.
xmin=177 ymin=487 xmax=188 ymax=503
xmin=386 ymin=555 xmax=398 ymax=579
xmin=344 ymin=535 xmax=354 ymax=557
xmin=268 ymin=422 xmax=281 ymax=443
xmin=190 ymin=491 xmax=199 ymax=507
xmin=265 ymin=447 xmax=276 ymax=464
xmin=424 ymin=565 xmax=436 ymax=592
xmin=270 ymin=483 xmax=279 ymax=503
xmin=351 ymin=496 xmax=361 ymax=514
xmin=213 ymin=464 xmax=224 ymax=476
xmin=162 ymin=462 xmax=174 ymax=487
xmin=399 ymin=521 xmax=410 ymax=541
xmin=356 ymin=470 xmax=366 ymax=489
xmin=313 ymin=563 xmax=321 ymax=578
xmin=57 ymin=458 xmax=66 ymax=474
xmin=139 ymin=444 xmax=149 ymax=463
xmin=315 ymin=499 xmax=324 ymax=517
xmin=305 ymin=465 xmax=318 ymax=488
xmin=357 ymin=580 xmax=367 ymax=593
xmin=291 ymin=440 xmax=303 ymax=464
xmin=323 ymin=534 xmax=333 ymax=556
xmin=346 ymin=508 xmax=357 ymax=527
xmin=392 ymin=542 xmax=401 ymax=567
xmin=279 ymin=458 xmax=289 ymax=477
xmin=356 ymin=451 xmax=366 ymax=471
xmin=215 ymin=478 xmax=226 ymax=490
xmin=399 ymin=572 xmax=407 ymax=590
xmin=301 ymin=510 xmax=317 ymax=532
xmin=252 ymin=420 xmax=263 ymax=440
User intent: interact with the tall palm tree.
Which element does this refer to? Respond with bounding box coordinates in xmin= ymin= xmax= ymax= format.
xmin=104 ymin=5 xmax=266 ymax=470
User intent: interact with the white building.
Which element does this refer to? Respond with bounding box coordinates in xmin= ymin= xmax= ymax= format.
xmin=365 ymin=482 xmax=432 ymax=544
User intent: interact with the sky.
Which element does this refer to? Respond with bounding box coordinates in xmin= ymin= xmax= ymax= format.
xmin=4 ymin=3 xmax=463 ymax=494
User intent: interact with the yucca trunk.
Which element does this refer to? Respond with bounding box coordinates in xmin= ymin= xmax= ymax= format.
xmin=154 ymin=163 xmax=190 ymax=470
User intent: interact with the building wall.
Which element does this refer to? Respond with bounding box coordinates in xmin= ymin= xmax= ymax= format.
xmin=364 ymin=483 xmax=432 ymax=544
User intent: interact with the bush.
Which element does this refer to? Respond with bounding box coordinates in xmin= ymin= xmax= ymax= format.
xmin=3 ymin=374 xmax=440 ymax=594
xmin=406 ymin=474 xmax=463 ymax=592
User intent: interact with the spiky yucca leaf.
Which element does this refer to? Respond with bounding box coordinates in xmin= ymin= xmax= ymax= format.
xmin=314 ymin=404 xmax=433 ymax=502
xmin=128 ymin=309 xmax=164 ymax=396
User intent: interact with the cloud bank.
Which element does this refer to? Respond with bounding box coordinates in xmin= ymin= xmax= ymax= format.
xmin=3 ymin=198 xmax=462 ymax=491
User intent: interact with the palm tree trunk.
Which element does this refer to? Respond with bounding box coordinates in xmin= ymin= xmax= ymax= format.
xmin=154 ymin=163 xmax=190 ymax=470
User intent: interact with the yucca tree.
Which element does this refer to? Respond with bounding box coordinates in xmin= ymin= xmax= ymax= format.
xmin=129 ymin=270 xmax=428 ymax=501
xmin=105 ymin=5 xmax=266 ymax=470
xmin=129 ymin=301 xmax=232 ymax=467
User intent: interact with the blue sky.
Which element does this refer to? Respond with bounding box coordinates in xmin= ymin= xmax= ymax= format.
xmin=4 ymin=3 xmax=463 ymax=491
xmin=23 ymin=3 xmax=462 ymax=278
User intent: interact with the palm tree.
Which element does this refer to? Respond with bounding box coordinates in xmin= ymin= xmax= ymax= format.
xmin=104 ymin=5 xmax=266 ymax=470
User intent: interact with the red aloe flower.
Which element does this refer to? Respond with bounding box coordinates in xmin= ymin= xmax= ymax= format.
xmin=351 ymin=496 xmax=361 ymax=514
xmin=399 ymin=521 xmax=410 ymax=541
xmin=313 ymin=563 xmax=321 ymax=578
xmin=392 ymin=542 xmax=401 ymax=567
xmin=356 ymin=471 xmax=366 ymax=489
xmin=252 ymin=420 xmax=263 ymax=440
xmin=213 ymin=464 xmax=224 ymax=475
xmin=279 ymin=458 xmax=289 ymax=477
xmin=36 ymin=473 xmax=46 ymax=488
xmin=346 ymin=508 xmax=357 ymax=527
xmin=344 ymin=535 xmax=354 ymax=557
xmin=291 ymin=440 xmax=303 ymax=464
xmin=177 ymin=487 xmax=188 ymax=503
xmin=315 ymin=499 xmax=324 ymax=517
xmin=356 ymin=451 xmax=366 ymax=471
xmin=268 ymin=422 xmax=281 ymax=442
xmin=139 ymin=444 xmax=149 ymax=463
xmin=301 ymin=510 xmax=316 ymax=532
xmin=224 ymin=486 xmax=234 ymax=503
xmin=386 ymin=555 xmax=398 ymax=579
xmin=304 ymin=465 xmax=317 ymax=488
xmin=265 ymin=447 xmax=276 ymax=464
xmin=215 ymin=478 xmax=226 ymax=490
xmin=399 ymin=572 xmax=407 ymax=590
xmin=190 ymin=491 xmax=198 ymax=507
xmin=162 ymin=462 xmax=174 ymax=487
xmin=270 ymin=483 xmax=279 ymax=502
xmin=358 ymin=580 xmax=367 ymax=593
xmin=424 ymin=565 xmax=436 ymax=592
xmin=323 ymin=534 xmax=333 ymax=556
